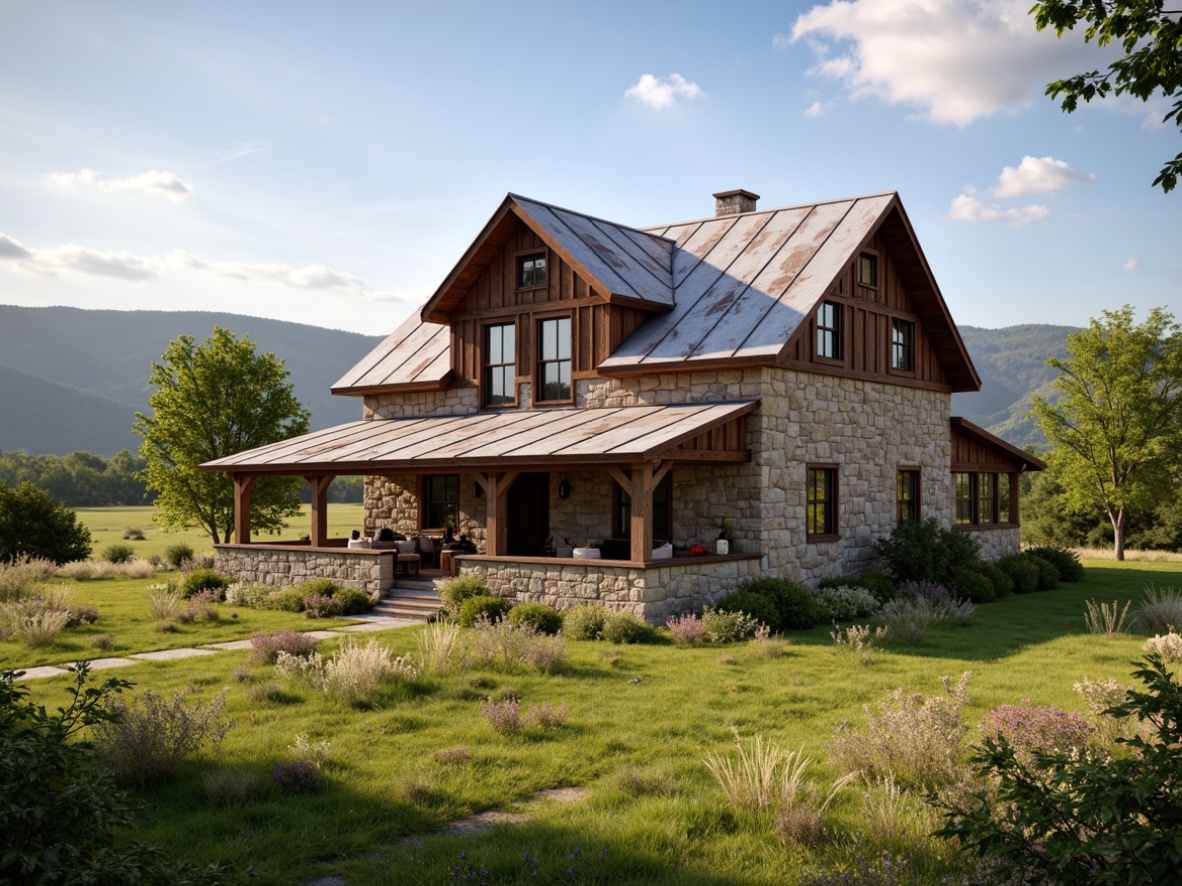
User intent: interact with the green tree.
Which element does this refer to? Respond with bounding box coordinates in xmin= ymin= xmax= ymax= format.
xmin=134 ymin=327 xmax=310 ymax=544
xmin=1032 ymin=0 xmax=1182 ymax=192
xmin=0 ymin=480 xmax=92 ymax=564
xmin=1031 ymin=305 xmax=1182 ymax=559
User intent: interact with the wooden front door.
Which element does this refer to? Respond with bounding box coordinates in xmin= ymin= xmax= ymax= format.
xmin=507 ymin=472 xmax=550 ymax=556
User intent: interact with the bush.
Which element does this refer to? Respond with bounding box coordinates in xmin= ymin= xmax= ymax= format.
xmin=978 ymin=702 xmax=1095 ymax=762
xmin=817 ymin=572 xmax=896 ymax=604
xmin=1145 ymin=631 xmax=1182 ymax=662
xmin=1024 ymin=545 xmax=1084 ymax=582
xmin=975 ymin=563 xmax=1013 ymax=599
xmin=93 ymin=687 xmax=232 ymax=788
xmin=271 ymin=760 xmax=323 ymax=796
xmin=458 ymin=595 xmax=511 ymax=627
xmin=317 ymin=640 xmax=418 ymax=706
xmin=179 ymin=568 xmax=230 ymax=600
xmin=507 ymin=602 xmax=563 ymax=635
xmin=602 ymin=612 xmax=657 ymax=644
xmin=954 ymin=569 xmax=996 ymax=604
xmin=714 ymin=590 xmax=779 ymax=629
xmin=736 ymin=577 xmax=825 ymax=631
xmin=439 ymin=575 xmax=493 ymax=619
xmin=1028 ymin=555 xmax=1060 ymax=591
xmin=872 ymin=517 xmax=980 ymax=586
xmin=15 ymin=609 xmax=69 ymax=647
xmin=64 ymin=603 xmax=100 ymax=627
xmin=122 ymin=527 xmax=146 ymax=541
xmin=702 ymin=607 xmax=762 ymax=643
xmin=163 ymin=543 xmax=195 ymax=570
xmin=299 ymin=577 xmax=341 ymax=597
xmin=666 ymin=612 xmax=705 ymax=645
xmin=1136 ymin=584 xmax=1182 ymax=635
xmin=249 ymin=629 xmax=318 ymax=665
xmin=563 ymin=603 xmax=610 ymax=640
xmin=810 ymin=585 xmax=881 ymax=620
xmin=303 ymin=594 xmax=344 ymax=619
xmin=0 ymin=481 xmax=92 ymax=565
xmin=417 ymin=622 xmax=463 ymax=673
xmin=202 ymin=766 xmax=266 ymax=807
xmin=464 ymin=617 xmax=565 ymax=673
xmin=480 ymin=696 xmax=522 ymax=735
xmin=102 ymin=544 xmax=136 ymax=564
xmin=333 ymin=587 xmax=372 ymax=615
xmin=0 ymin=556 xmax=49 ymax=603
xmin=261 ymin=587 xmax=306 ymax=612
xmin=996 ymin=554 xmax=1039 ymax=595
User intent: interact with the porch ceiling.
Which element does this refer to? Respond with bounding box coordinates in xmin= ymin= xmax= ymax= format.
xmin=201 ymin=401 xmax=757 ymax=476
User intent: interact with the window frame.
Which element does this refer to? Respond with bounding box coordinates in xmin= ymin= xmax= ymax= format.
xmin=816 ymin=300 xmax=843 ymax=361
xmin=482 ymin=321 xmax=517 ymax=408
xmin=534 ymin=314 xmax=573 ymax=405
xmin=614 ymin=471 xmax=673 ymax=541
xmin=856 ymin=250 xmax=879 ymax=288
xmin=954 ymin=472 xmax=975 ymax=525
xmin=896 ymin=468 xmax=920 ymax=526
xmin=806 ymin=464 xmax=839 ymax=541
xmin=891 ymin=318 xmax=915 ymax=373
xmin=978 ymin=472 xmax=997 ymax=525
xmin=515 ymin=250 xmax=547 ymax=291
xmin=421 ymin=474 xmax=459 ymax=532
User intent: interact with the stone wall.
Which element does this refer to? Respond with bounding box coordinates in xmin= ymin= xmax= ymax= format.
xmin=456 ymin=555 xmax=764 ymax=622
xmin=213 ymin=545 xmax=394 ymax=597
xmin=963 ymin=526 xmax=1021 ymax=561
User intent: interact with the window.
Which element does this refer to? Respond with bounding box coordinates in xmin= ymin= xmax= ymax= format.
xmin=978 ymin=473 xmax=996 ymax=525
xmin=892 ymin=319 xmax=914 ymax=372
xmin=806 ymin=466 xmax=838 ymax=539
xmin=857 ymin=252 xmax=878 ymax=287
xmin=517 ymin=253 xmax=546 ymax=289
xmin=422 ymin=474 xmax=459 ymax=531
xmin=536 ymin=316 xmax=571 ymax=402
xmin=897 ymin=469 xmax=920 ymax=525
xmin=615 ymin=472 xmax=672 ymax=540
xmin=998 ymin=474 xmax=1011 ymax=523
xmin=483 ymin=323 xmax=516 ymax=406
xmin=954 ymin=472 xmax=974 ymax=525
xmin=816 ymin=301 xmax=842 ymax=360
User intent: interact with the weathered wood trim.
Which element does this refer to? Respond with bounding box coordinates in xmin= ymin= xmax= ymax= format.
xmin=232 ymin=474 xmax=259 ymax=545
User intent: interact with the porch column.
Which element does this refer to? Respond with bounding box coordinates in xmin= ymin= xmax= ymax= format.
xmin=232 ymin=474 xmax=259 ymax=544
xmin=477 ymin=471 xmax=519 ymax=557
xmin=306 ymin=475 xmax=335 ymax=547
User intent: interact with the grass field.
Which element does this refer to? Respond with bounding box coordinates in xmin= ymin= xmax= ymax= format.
xmin=14 ymin=558 xmax=1181 ymax=885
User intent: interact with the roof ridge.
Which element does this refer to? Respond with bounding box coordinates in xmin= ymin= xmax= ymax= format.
xmin=638 ymin=190 xmax=899 ymax=232
xmin=508 ymin=193 xmax=677 ymax=244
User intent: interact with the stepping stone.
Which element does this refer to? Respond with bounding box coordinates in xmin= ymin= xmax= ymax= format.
xmin=202 ymin=639 xmax=256 ymax=651
xmin=75 ymin=657 xmax=137 ymax=670
xmin=304 ymin=630 xmax=343 ymax=640
xmin=337 ymin=619 xmax=417 ymax=632
xmin=13 ymin=666 xmax=69 ymax=681
xmin=131 ymin=647 xmax=217 ymax=661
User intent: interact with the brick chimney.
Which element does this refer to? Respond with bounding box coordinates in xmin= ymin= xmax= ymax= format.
xmin=713 ymin=189 xmax=759 ymax=216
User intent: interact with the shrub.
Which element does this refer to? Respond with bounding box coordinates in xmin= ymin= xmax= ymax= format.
xmin=1144 ymin=631 xmax=1182 ymax=662
xmin=202 ymin=766 xmax=266 ymax=807
xmin=101 ymin=544 xmax=136 ymax=564
xmin=293 ymin=640 xmax=419 ymax=707
xmin=122 ymin=527 xmax=146 ymax=541
xmin=271 ymin=760 xmax=323 ymax=796
xmin=179 ymin=568 xmax=229 ymax=600
xmin=480 ymin=696 xmax=522 ymax=735
xmin=163 ymin=543 xmax=195 ymax=569
xmin=56 ymin=560 xmax=97 ymax=582
xmin=464 ymin=617 xmax=565 ymax=674
xmin=810 ymin=585 xmax=881 ymax=620
xmin=996 ymin=554 xmax=1038 ymax=595
xmin=0 ymin=481 xmax=92 ymax=565
xmin=224 ymin=582 xmax=271 ymax=608
xmin=0 ymin=556 xmax=49 ymax=603
xmin=261 ymin=587 xmax=306 ymax=612
xmin=333 ymin=587 xmax=372 ymax=615
xmin=828 ymin=673 xmax=971 ymax=790
xmin=563 ymin=603 xmax=610 ymax=640
xmin=715 ymin=590 xmax=779 ymax=628
xmin=89 ymin=633 xmax=115 ymax=651
xmin=1024 ymin=545 xmax=1084 ymax=582
xmin=817 ymin=572 xmax=897 ymax=604
xmin=978 ymin=702 xmax=1095 ymax=762
xmin=146 ymin=584 xmax=182 ymax=624
xmin=179 ymin=553 xmax=216 ymax=573
xmin=417 ymin=621 xmax=463 ymax=673
xmin=288 ymin=732 xmax=332 ymax=769
xmin=506 ymin=602 xmax=563 ymax=635
xmin=120 ymin=558 xmax=158 ymax=579
xmin=93 ymin=687 xmax=232 ymax=788
xmin=954 ymin=569 xmax=995 ymax=604
xmin=439 ymin=575 xmax=493 ymax=619
xmin=831 ymin=624 xmax=890 ymax=664
xmin=602 ymin=612 xmax=658 ymax=644
xmin=975 ymin=563 xmax=1013 ymax=599
xmin=458 ymin=595 xmax=511 ymax=627
xmin=735 ymin=577 xmax=825 ymax=631
xmin=702 ymin=606 xmax=762 ymax=643
xmin=249 ymin=629 xmax=318 ymax=665
xmin=64 ymin=603 xmax=100 ymax=627
xmin=525 ymin=701 xmax=568 ymax=730
xmin=16 ymin=609 xmax=69 ymax=647
xmin=303 ymin=594 xmax=344 ymax=619
xmin=872 ymin=517 xmax=980 ymax=586
xmin=299 ymin=577 xmax=341 ymax=597
xmin=1028 ymin=555 xmax=1060 ymax=591
xmin=1135 ymin=584 xmax=1182 ymax=635
xmin=666 ymin=612 xmax=705 ymax=645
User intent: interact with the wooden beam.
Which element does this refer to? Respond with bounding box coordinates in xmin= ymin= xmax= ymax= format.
xmin=483 ymin=471 xmax=516 ymax=557
xmin=305 ymin=475 xmax=335 ymax=547
xmin=607 ymin=466 xmax=631 ymax=492
xmin=629 ymin=463 xmax=654 ymax=563
xmin=232 ymin=474 xmax=259 ymax=545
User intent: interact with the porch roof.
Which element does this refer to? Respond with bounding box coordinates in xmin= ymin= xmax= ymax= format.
xmin=201 ymin=401 xmax=757 ymax=476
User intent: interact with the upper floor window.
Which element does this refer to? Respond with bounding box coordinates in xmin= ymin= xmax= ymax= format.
xmin=806 ymin=465 xmax=838 ymax=539
xmin=857 ymin=252 xmax=878 ymax=287
xmin=817 ymin=301 xmax=842 ymax=360
xmin=536 ymin=316 xmax=572 ymax=403
xmin=897 ymin=469 xmax=920 ymax=526
xmin=483 ymin=323 xmax=516 ymax=407
xmin=517 ymin=252 xmax=546 ymax=289
xmin=892 ymin=319 xmax=914 ymax=372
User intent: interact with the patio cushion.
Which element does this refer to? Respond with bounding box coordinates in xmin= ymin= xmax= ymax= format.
xmin=396 ymin=540 xmax=417 ymax=555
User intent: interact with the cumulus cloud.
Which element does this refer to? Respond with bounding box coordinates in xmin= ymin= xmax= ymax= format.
xmin=946 ymin=189 xmax=1051 ymax=225
xmin=805 ymin=100 xmax=835 ymax=118
xmin=1122 ymin=256 xmax=1142 ymax=271
xmin=0 ymin=233 xmax=156 ymax=280
xmin=49 ymin=168 xmax=195 ymax=202
xmin=993 ymin=156 xmax=1095 ymax=197
xmin=624 ymin=73 xmax=705 ymax=109
xmin=169 ymin=251 xmax=367 ymax=291
xmin=788 ymin=0 xmax=1107 ymax=126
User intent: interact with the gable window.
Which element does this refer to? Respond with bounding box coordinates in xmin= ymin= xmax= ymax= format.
xmin=422 ymin=474 xmax=459 ymax=531
xmin=897 ymin=469 xmax=920 ymax=525
xmin=816 ymin=301 xmax=842 ymax=360
xmin=536 ymin=316 xmax=572 ymax=403
xmin=954 ymin=472 xmax=974 ymax=525
xmin=517 ymin=252 xmax=546 ymax=289
xmin=891 ymin=319 xmax=914 ymax=372
xmin=615 ymin=472 xmax=672 ymax=540
xmin=857 ymin=252 xmax=878 ymax=287
xmin=483 ymin=322 xmax=516 ymax=407
xmin=806 ymin=465 xmax=838 ymax=539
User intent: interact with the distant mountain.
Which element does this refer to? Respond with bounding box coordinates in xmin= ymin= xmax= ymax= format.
xmin=952 ymin=324 xmax=1077 ymax=450
xmin=0 ymin=305 xmax=384 ymax=456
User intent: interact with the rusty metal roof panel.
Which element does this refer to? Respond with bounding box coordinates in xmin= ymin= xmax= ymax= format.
xmin=331 ymin=308 xmax=450 ymax=393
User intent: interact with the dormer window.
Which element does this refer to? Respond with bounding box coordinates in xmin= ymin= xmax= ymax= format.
xmin=517 ymin=252 xmax=547 ymax=289
xmin=856 ymin=251 xmax=878 ymax=287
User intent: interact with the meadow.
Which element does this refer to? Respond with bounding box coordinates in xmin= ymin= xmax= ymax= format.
xmin=12 ymin=555 xmax=1180 ymax=885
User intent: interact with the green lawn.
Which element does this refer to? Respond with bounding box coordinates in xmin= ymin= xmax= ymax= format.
xmin=15 ymin=560 xmax=1181 ymax=885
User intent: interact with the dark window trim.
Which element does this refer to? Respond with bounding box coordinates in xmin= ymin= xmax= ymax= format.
xmin=952 ymin=470 xmax=1018 ymax=529
xmin=420 ymin=474 xmax=459 ymax=532
xmin=856 ymin=250 xmax=879 ymax=288
xmin=816 ymin=300 xmax=843 ymax=362
xmin=534 ymin=314 xmax=573 ymax=406
xmin=515 ymin=249 xmax=547 ymax=291
xmin=891 ymin=318 xmax=915 ymax=374
xmin=481 ymin=320 xmax=518 ymax=409
xmin=613 ymin=471 xmax=673 ymax=540
xmin=806 ymin=463 xmax=839 ymax=541
xmin=896 ymin=467 xmax=920 ymax=526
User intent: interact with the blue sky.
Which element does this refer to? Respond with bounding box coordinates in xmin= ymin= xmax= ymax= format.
xmin=0 ymin=0 xmax=1176 ymax=336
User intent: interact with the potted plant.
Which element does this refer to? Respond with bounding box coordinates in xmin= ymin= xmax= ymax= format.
xmin=714 ymin=517 xmax=732 ymax=555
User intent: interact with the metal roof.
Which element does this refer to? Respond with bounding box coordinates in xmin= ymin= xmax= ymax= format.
xmin=202 ymin=401 xmax=757 ymax=475
xmin=331 ymin=308 xmax=449 ymax=395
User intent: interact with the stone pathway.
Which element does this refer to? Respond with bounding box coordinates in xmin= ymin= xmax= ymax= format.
xmin=9 ymin=612 xmax=420 ymax=681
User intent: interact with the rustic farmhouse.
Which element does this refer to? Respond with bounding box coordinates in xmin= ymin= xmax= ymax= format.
xmin=204 ymin=189 xmax=1043 ymax=621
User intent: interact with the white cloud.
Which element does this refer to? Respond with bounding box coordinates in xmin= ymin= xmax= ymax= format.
xmin=624 ymin=73 xmax=705 ymax=110
xmin=993 ymin=156 xmax=1095 ymax=197
xmin=169 ymin=251 xmax=367 ymax=291
xmin=1122 ymin=256 xmax=1142 ymax=271
xmin=804 ymin=100 xmax=834 ymax=118
xmin=789 ymin=0 xmax=1107 ymax=126
xmin=946 ymin=190 xmax=1051 ymax=225
xmin=49 ymin=168 xmax=195 ymax=202
xmin=0 ymin=233 xmax=157 ymax=280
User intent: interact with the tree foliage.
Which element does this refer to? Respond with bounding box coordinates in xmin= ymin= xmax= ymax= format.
xmin=0 ymin=480 xmax=92 ymax=564
xmin=134 ymin=327 xmax=310 ymax=544
xmin=1032 ymin=0 xmax=1182 ymax=192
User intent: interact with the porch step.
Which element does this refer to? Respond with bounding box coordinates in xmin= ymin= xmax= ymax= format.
xmin=377 ymin=585 xmax=444 ymax=622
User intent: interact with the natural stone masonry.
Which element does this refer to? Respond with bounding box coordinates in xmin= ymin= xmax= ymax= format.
xmin=214 ymin=545 xmax=394 ymax=597
xmin=968 ymin=526 xmax=1021 ymax=562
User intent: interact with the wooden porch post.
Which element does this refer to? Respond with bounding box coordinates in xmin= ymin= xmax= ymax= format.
xmin=232 ymin=474 xmax=259 ymax=544
xmin=629 ymin=463 xmax=654 ymax=563
xmin=477 ymin=471 xmax=519 ymax=557
xmin=306 ymin=475 xmax=335 ymax=547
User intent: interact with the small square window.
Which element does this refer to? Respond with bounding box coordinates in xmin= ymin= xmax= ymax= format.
xmin=517 ymin=253 xmax=546 ymax=289
xmin=857 ymin=252 xmax=878 ymax=287
xmin=817 ymin=301 xmax=842 ymax=360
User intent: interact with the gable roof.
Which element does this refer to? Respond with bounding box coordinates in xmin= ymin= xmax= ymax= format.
xmin=331 ymin=306 xmax=450 ymax=395
xmin=950 ymin=417 xmax=1046 ymax=471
